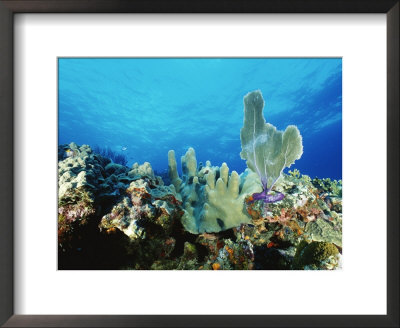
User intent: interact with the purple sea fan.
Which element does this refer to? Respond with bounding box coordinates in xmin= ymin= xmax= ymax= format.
xmin=240 ymin=90 xmax=303 ymax=204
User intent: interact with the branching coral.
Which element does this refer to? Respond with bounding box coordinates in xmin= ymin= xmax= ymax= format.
xmin=168 ymin=147 xmax=262 ymax=234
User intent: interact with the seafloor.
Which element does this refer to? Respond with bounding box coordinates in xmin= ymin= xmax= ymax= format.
xmin=58 ymin=143 xmax=342 ymax=270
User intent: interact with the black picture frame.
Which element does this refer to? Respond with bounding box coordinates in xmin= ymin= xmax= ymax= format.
xmin=0 ymin=1 xmax=398 ymax=327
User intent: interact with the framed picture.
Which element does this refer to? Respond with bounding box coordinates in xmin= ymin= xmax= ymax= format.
xmin=0 ymin=0 xmax=398 ymax=327
xmin=57 ymin=57 xmax=342 ymax=271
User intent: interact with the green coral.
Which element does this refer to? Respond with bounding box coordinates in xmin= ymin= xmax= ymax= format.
xmin=293 ymin=241 xmax=339 ymax=269
xmin=305 ymin=217 xmax=342 ymax=247
xmin=176 ymin=242 xmax=199 ymax=270
xmin=288 ymin=169 xmax=301 ymax=179
xmin=312 ymin=177 xmax=342 ymax=197
xmin=150 ymin=260 xmax=179 ymax=270
xmin=58 ymin=187 xmax=94 ymax=208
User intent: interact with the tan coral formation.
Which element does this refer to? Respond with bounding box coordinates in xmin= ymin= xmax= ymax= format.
xmin=168 ymin=147 xmax=262 ymax=234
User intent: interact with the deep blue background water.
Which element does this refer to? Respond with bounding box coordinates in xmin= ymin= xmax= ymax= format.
xmin=58 ymin=58 xmax=342 ymax=180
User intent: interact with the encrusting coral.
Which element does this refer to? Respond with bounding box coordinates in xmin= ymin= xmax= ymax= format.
xmin=168 ymin=147 xmax=262 ymax=234
xmin=293 ymin=240 xmax=340 ymax=270
xmin=99 ymin=174 xmax=183 ymax=242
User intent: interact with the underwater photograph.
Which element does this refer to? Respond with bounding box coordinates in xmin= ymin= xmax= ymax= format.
xmin=58 ymin=58 xmax=342 ymax=270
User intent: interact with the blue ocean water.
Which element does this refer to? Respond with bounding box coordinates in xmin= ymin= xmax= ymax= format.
xmin=58 ymin=58 xmax=342 ymax=180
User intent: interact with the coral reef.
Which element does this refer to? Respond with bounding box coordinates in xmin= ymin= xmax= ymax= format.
xmin=58 ymin=142 xmax=342 ymax=270
xmin=93 ymin=145 xmax=128 ymax=166
xmin=244 ymin=170 xmax=342 ymax=269
xmin=58 ymin=143 xmax=110 ymax=253
xmin=168 ymin=147 xmax=262 ymax=234
xmin=98 ymin=173 xmax=185 ymax=269
xmin=195 ymin=229 xmax=255 ymax=270
xmin=58 ymin=142 xmax=182 ymax=269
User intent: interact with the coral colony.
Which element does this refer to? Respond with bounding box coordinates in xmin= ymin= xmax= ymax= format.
xmin=58 ymin=91 xmax=342 ymax=270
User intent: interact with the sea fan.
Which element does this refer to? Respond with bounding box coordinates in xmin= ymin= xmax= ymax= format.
xmin=240 ymin=90 xmax=303 ymax=203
